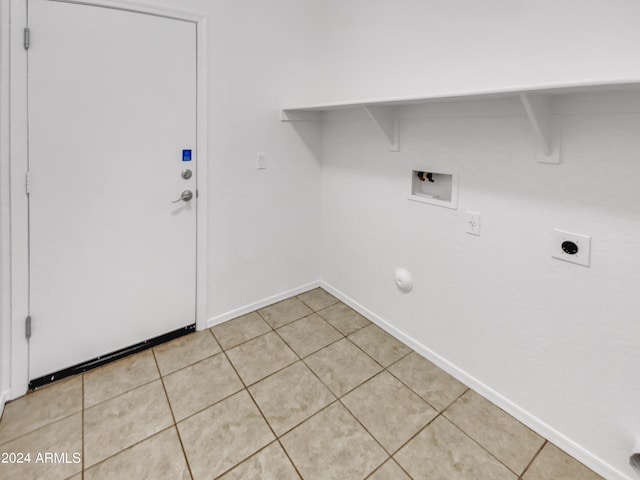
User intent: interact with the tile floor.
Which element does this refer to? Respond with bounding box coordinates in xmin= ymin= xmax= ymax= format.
xmin=0 ymin=288 xmax=604 ymax=480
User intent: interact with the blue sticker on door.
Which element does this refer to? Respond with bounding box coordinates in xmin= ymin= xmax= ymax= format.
xmin=182 ymin=149 xmax=192 ymax=162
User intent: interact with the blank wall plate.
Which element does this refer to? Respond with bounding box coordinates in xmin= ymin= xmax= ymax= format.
xmin=551 ymin=229 xmax=591 ymax=267
xmin=257 ymin=152 xmax=266 ymax=170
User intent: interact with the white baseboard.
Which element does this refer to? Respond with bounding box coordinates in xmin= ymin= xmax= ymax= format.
xmin=0 ymin=388 xmax=9 ymax=418
xmin=206 ymin=280 xmax=321 ymax=329
xmin=320 ymin=281 xmax=629 ymax=480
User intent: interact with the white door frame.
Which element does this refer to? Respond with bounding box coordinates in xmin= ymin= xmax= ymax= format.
xmin=2 ymin=0 xmax=208 ymax=399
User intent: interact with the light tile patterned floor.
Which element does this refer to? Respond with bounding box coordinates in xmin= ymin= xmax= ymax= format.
xmin=0 ymin=288 xmax=605 ymax=480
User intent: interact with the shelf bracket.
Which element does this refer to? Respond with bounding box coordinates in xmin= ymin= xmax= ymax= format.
xmin=363 ymin=105 xmax=399 ymax=152
xmin=519 ymin=93 xmax=560 ymax=164
xmin=280 ymin=109 xmax=321 ymax=123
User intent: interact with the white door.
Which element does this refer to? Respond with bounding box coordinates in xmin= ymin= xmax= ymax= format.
xmin=28 ymin=0 xmax=197 ymax=380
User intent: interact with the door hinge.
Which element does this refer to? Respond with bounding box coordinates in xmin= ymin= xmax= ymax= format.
xmin=25 ymin=171 xmax=31 ymax=195
xmin=25 ymin=316 xmax=31 ymax=339
xmin=24 ymin=28 xmax=30 ymax=50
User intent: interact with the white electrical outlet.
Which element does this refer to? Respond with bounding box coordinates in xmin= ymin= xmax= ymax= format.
xmin=257 ymin=152 xmax=266 ymax=170
xmin=551 ymin=229 xmax=591 ymax=267
xmin=466 ymin=211 xmax=480 ymax=236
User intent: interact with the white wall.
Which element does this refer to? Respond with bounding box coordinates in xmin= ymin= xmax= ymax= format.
xmin=0 ymin=0 xmax=323 ymax=401
xmin=139 ymin=0 xmax=324 ymax=322
xmin=320 ymin=94 xmax=640 ymax=479
xmin=203 ymin=0 xmax=323 ymax=320
xmin=313 ymin=2 xmax=640 ymax=477
xmin=312 ymin=0 xmax=640 ymax=105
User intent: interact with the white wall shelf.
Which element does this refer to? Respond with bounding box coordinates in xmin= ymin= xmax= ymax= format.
xmin=281 ymin=80 xmax=640 ymax=163
xmin=363 ymin=105 xmax=399 ymax=152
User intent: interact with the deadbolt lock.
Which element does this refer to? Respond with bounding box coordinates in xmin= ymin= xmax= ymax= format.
xmin=181 ymin=169 xmax=193 ymax=180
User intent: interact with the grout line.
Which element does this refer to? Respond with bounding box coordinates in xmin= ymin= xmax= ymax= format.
xmin=271 ymin=396 xmax=342 ymax=439
xmin=254 ymin=302 xmax=317 ymax=331
xmin=210 ymin=324 xmax=274 ymax=352
xmin=207 ymin=324 xmax=238 ymax=353
xmin=271 ymin=397 xmax=346 ymax=475
xmin=438 ymin=414 xmax=526 ymax=478
xmin=243 ymin=347 xmax=309 ymax=480
xmin=519 ymin=439 xmax=547 ymax=479
xmin=206 ymin=326 xmax=218 ymax=340
xmin=236 ymin=360 xmax=297 ymax=390
xmin=332 ymin=367 xmax=382 ymax=399
xmin=397 ymin=409 xmax=444 ymax=450
xmin=281 ymin=327 xmax=347 ymax=359
xmin=221 ymin=326 xmax=277 ymax=353
xmin=232 ymin=346 xmax=299 ymax=389
xmin=299 ymin=299 xmax=342 ymax=313
xmin=364 ymin=457 xmax=416 ymax=480
xmin=216 ymin=346 xmax=306 ymax=478
xmin=81 ymin=349 xmax=166 ymax=410
xmin=385 ymin=348 xmax=412 ymax=368
xmin=343 ymin=321 xmax=374 ymax=337
xmin=314 ymin=302 xmax=372 ymax=332
xmin=263 ymin=327 xmax=341 ymax=433
xmin=295 ymin=290 xmax=341 ymax=312
xmin=81 ymin=348 xmax=175 ymax=470
xmin=158 ymin=351 xmax=222 ymax=379
xmin=81 ymin=425 xmax=175 ymax=474
xmin=358 ymin=376 xmax=468 ymax=459
xmin=383 ymin=363 xmax=442 ymax=413
xmin=272 ymin=323 xmax=327 ymax=370
xmin=0 ymin=408 xmax=82 ymax=448
xmin=167 ymin=386 xmax=244 ymax=426
xmin=210 ymin=440 xmax=287 ymax=480
xmin=277 ymin=308 xmax=341 ymax=331
xmin=256 ymin=322 xmax=346 ymax=479
xmin=274 ymin=317 xmax=345 ymax=360
xmin=363 ymin=460 xmax=389 ymax=480
xmin=343 ymin=335 xmax=389 ymax=371
xmin=84 ymin=376 xmax=161 ymax=411
xmin=390 ymin=457 xmax=417 ymax=480
xmin=254 ymin=308 xmax=275 ymax=327
xmin=336 ymin=396 xmax=391 ymax=460
xmin=379 ymin=388 xmax=468 ymax=461
xmin=0 ymin=375 xmax=85 ymax=446
xmin=275 ymin=437 xmax=305 ymax=480
xmin=151 ymin=348 xmax=195 ymax=480
xmin=295 ymin=335 xmax=345 ymax=360
xmin=442 ymin=387 xmax=470 ymax=412
xmin=274 ymin=321 xmax=385 ymax=400
xmin=437 ymin=387 xmax=550 ymax=478
xmin=269 ymin=322 xmax=405 ymax=480
xmin=267 ymin=314 xmax=314 ymax=331
xmin=335 ymin=370 xmax=434 ymax=460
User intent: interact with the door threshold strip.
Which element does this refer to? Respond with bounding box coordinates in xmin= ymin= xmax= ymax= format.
xmin=28 ymin=324 xmax=196 ymax=390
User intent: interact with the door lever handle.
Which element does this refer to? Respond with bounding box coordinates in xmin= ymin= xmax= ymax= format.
xmin=172 ymin=190 xmax=193 ymax=203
